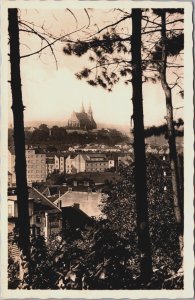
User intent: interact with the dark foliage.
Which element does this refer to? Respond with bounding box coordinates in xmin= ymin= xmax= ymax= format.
xmin=63 ymin=30 xmax=131 ymax=91
xmin=144 ymin=119 xmax=184 ymax=138
xmin=9 ymin=126 xmax=129 ymax=148
xmin=151 ymin=34 xmax=184 ymax=62
xmin=8 ymin=154 xmax=184 ymax=289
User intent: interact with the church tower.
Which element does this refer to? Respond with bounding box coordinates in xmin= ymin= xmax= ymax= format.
xmin=81 ymin=102 xmax=85 ymax=113
xmin=88 ymin=102 xmax=93 ymax=121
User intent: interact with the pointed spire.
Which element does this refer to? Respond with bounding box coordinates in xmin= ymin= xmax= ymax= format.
xmin=88 ymin=101 xmax=92 ymax=114
xmin=81 ymin=101 xmax=85 ymax=113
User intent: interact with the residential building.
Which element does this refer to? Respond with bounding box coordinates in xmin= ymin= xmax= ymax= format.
xmin=46 ymin=157 xmax=55 ymax=176
xmin=108 ymin=157 xmax=115 ymax=169
xmin=8 ymin=171 xmax=12 ymax=187
xmin=66 ymin=154 xmax=86 ymax=174
xmin=8 ymin=187 xmax=61 ymax=238
xmin=59 ymin=155 xmax=66 ymax=173
xmin=8 ymin=149 xmax=16 ymax=186
xmin=54 ymin=154 xmax=60 ymax=170
xmin=85 ymin=154 xmax=109 ymax=172
xmin=53 ymin=154 xmax=67 ymax=173
xmin=65 ymin=153 xmax=110 ymax=174
xmin=25 ymin=147 xmax=46 ymax=184
xmin=9 ymin=147 xmax=47 ymax=185
xmin=46 ymin=152 xmax=67 ymax=176
xmin=54 ymin=190 xmax=103 ymax=218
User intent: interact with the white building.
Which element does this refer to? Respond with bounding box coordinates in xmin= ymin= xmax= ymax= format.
xmin=54 ymin=190 xmax=103 ymax=218
xmin=66 ymin=154 xmax=86 ymax=174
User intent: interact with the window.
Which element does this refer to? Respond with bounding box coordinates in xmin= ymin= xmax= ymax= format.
xmin=36 ymin=215 xmax=41 ymax=223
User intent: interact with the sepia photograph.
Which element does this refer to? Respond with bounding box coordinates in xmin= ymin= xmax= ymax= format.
xmin=1 ymin=1 xmax=194 ymax=298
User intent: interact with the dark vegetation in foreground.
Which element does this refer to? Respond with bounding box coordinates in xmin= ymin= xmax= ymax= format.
xmin=8 ymin=155 xmax=183 ymax=289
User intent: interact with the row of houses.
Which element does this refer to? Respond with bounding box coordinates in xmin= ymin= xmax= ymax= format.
xmin=8 ymin=144 xmax=174 ymax=186
xmin=9 ymin=148 xmax=126 ymax=186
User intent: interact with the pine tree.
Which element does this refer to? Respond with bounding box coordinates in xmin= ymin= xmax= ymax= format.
xmin=8 ymin=8 xmax=30 ymax=260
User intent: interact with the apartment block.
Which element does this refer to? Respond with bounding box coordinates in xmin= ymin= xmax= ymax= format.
xmin=26 ymin=148 xmax=46 ymax=184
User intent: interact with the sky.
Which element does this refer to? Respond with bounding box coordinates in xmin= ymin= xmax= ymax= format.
xmin=8 ymin=8 xmax=183 ymax=128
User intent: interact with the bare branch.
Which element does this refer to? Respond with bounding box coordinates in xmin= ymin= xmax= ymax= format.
xmin=19 ymin=22 xmax=86 ymax=67
xmin=114 ymin=8 xmax=130 ymax=15
xmin=19 ymin=21 xmax=58 ymax=69
xmin=166 ymin=18 xmax=184 ymax=25
xmin=84 ymin=9 xmax=91 ymax=29
xmin=173 ymin=106 xmax=183 ymax=110
xmin=142 ymin=28 xmax=183 ymax=35
xmin=142 ymin=16 xmax=161 ymax=27
xmin=66 ymin=8 xmax=78 ymax=29
xmin=87 ymin=15 xmax=131 ymax=39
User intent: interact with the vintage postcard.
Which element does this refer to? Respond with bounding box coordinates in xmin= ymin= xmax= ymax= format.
xmin=0 ymin=0 xmax=194 ymax=299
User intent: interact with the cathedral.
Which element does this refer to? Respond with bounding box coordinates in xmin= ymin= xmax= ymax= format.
xmin=67 ymin=103 xmax=97 ymax=130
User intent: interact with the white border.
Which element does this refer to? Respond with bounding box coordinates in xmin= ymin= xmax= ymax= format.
xmin=1 ymin=1 xmax=194 ymax=299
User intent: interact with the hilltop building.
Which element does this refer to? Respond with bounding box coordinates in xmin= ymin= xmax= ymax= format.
xmin=67 ymin=103 xmax=97 ymax=130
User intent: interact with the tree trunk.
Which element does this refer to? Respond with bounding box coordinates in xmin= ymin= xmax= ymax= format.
xmin=160 ymin=11 xmax=183 ymax=259
xmin=131 ymin=9 xmax=153 ymax=282
xmin=8 ymin=8 xmax=30 ymax=259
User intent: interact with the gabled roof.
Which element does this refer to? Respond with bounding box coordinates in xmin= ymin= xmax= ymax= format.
xmin=68 ymin=154 xmax=77 ymax=159
xmin=8 ymin=187 xmax=61 ymax=212
xmin=61 ymin=206 xmax=92 ymax=228
xmin=29 ymin=187 xmax=61 ymax=212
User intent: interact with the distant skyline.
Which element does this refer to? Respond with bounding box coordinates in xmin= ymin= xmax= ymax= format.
xmin=8 ymin=9 xmax=183 ymax=127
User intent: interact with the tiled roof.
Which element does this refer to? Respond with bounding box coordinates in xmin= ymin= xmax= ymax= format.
xmin=29 ymin=187 xmax=61 ymax=211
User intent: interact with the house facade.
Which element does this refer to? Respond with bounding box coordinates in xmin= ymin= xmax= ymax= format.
xmin=65 ymin=153 xmax=110 ymax=174
xmin=8 ymin=149 xmax=16 ymax=186
xmin=66 ymin=154 xmax=86 ymax=174
xmin=8 ymin=187 xmax=61 ymax=238
xmin=54 ymin=190 xmax=103 ymax=218
xmin=85 ymin=154 xmax=109 ymax=172
xmin=26 ymin=148 xmax=46 ymax=184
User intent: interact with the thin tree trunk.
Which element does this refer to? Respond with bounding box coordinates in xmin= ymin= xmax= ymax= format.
xmin=8 ymin=8 xmax=30 ymax=259
xmin=131 ymin=8 xmax=153 ymax=282
xmin=160 ymin=11 xmax=183 ymax=259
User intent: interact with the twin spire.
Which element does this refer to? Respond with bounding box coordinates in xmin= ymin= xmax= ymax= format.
xmin=81 ymin=102 xmax=92 ymax=115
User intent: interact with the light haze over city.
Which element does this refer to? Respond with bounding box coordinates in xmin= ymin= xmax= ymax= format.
xmin=8 ymin=9 xmax=183 ymax=128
